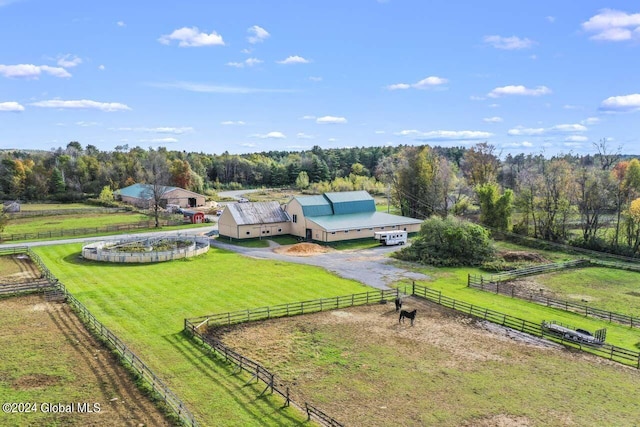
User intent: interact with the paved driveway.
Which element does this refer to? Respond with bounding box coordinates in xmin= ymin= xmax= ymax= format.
xmin=210 ymin=239 xmax=429 ymax=290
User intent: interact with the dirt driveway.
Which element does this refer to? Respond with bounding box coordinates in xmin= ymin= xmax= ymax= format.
xmin=210 ymin=239 xmax=429 ymax=289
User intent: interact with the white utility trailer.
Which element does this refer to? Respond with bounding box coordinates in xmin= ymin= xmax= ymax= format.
xmin=374 ymin=230 xmax=408 ymax=246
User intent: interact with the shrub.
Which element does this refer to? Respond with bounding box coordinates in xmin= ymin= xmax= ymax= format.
xmin=394 ymin=216 xmax=495 ymax=266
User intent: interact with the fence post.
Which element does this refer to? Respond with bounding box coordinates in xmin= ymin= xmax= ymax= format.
xmin=467 ymin=274 xmax=470 ymax=287
xmin=412 ymin=281 xmax=415 ymax=296
xmin=305 ymin=403 xmax=311 ymax=421
xmin=285 ymin=387 xmax=290 ymax=407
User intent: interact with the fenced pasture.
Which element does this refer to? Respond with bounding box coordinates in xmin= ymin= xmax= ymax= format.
xmin=1 ymin=211 xmax=186 ymax=242
xmin=201 ymin=297 xmax=640 ymax=427
xmin=0 ymin=295 xmax=172 ymax=427
xmin=33 ymin=243 xmax=368 ymax=426
xmin=0 ymin=247 xmax=51 ymax=297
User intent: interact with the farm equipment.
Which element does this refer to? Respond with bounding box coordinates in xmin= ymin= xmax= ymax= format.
xmin=542 ymin=320 xmax=606 ymax=346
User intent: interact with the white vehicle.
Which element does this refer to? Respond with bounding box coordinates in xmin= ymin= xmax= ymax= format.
xmin=374 ymin=230 xmax=407 ymax=246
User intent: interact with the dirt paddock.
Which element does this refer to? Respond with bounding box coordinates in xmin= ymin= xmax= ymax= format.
xmin=0 ymin=295 xmax=171 ymax=427
xmin=210 ymin=297 xmax=640 ymax=427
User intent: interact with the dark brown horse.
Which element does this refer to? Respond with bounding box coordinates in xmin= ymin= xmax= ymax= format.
xmin=399 ymin=309 xmax=417 ymax=326
xmin=394 ymin=297 xmax=403 ymax=312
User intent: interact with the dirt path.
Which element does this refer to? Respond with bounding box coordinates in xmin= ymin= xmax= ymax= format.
xmin=0 ymin=295 xmax=172 ymax=427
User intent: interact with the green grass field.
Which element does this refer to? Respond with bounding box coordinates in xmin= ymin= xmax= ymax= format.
xmin=534 ymin=266 xmax=640 ymax=317
xmin=33 ymin=244 xmax=368 ymax=426
xmin=15 ymin=203 xmax=93 ymax=211
xmin=391 ymin=262 xmax=640 ymax=350
xmin=218 ymin=235 xmax=300 ymax=248
xmin=4 ymin=213 xmax=156 ymax=235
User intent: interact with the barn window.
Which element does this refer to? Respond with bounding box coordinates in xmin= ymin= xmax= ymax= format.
xmin=356 ymin=229 xmax=361 ymax=232
xmin=246 ymin=231 xmax=250 ymax=235
xmin=404 ymin=227 xmax=407 ymax=231
xmin=331 ymin=232 xmax=336 ymax=235
xmin=344 ymin=230 xmax=349 ymax=234
xmin=293 ymin=214 xmax=298 ymax=223
xmin=278 ymin=228 xmax=282 ymax=232
xmin=266 ymin=230 xmax=270 ymax=234
xmin=381 ymin=227 xmax=385 ymax=230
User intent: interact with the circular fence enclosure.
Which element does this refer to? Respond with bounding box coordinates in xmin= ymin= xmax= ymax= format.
xmin=82 ymin=235 xmax=210 ymax=263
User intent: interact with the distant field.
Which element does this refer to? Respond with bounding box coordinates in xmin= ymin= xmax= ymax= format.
xmin=15 ymin=203 xmax=93 ymax=211
xmin=213 ymin=299 xmax=640 ymax=427
xmin=4 ymin=213 xmax=154 ymax=235
xmin=34 ymin=244 xmax=368 ymax=426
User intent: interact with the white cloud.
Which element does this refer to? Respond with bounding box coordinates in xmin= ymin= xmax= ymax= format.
xmin=98 ymin=64 xmax=105 ymax=70
xmin=241 ymin=48 xmax=252 ymax=54
xmin=387 ymin=83 xmax=411 ymax=90
xmin=316 ymin=115 xmax=347 ymax=124
xmin=488 ymin=103 xmax=500 ymax=108
xmin=31 ymin=99 xmax=131 ymax=112
xmin=75 ymin=121 xmax=100 ymax=127
xmin=503 ymin=141 xmax=534 ymax=148
xmin=296 ymin=132 xmax=314 ymax=139
xmin=0 ymin=64 xmax=71 ymax=79
xmin=57 ymin=54 xmax=82 ymax=68
xmin=546 ymin=16 xmax=556 ymax=23
xmin=226 ymin=58 xmax=263 ymax=68
xmin=277 ymin=55 xmax=310 ymax=64
xmin=387 ymin=76 xmax=448 ymax=90
xmin=309 ymin=76 xmax=323 ymax=82
xmin=0 ymin=101 xmax=24 ymax=112
xmin=508 ymin=123 xmax=587 ymax=136
xmin=150 ymin=81 xmax=294 ymax=94
xmin=139 ymin=137 xmax=179 ymax=143
xmin=488 ymin=85 xmax=551 ymax=98
xmin=328 ymin=138 xmax=338 ymax=142
xmin=375 ymin=130 xmax=385 ymax=134
xmin=251 ymin=131 xmax=286 ymax=139
xmin=247 ymin=25 xmax=270 ymax=44
xmin=396 ymin=129 xmax=493 ymax=141
xmin=301 ymin=115 xmax=316 ymax=120
xmin=483 ymin=116 xmax=503 ymax=123
xmin=565 ymin=135 xmax=589 ymax=142
xmin=117 ymin=21 xmax=125 ymax=27
xmin=600 ymin=93 xmax=640 ymax=112
xmin=581 ymin=117 xmax=600 ymax=125
xmin=220 ymin=120 xmax=245 ymax=125
xmin=483 ymin=35 xmax=536 ymax=50
xmin=563 ymin=104 xmax=582 ymax=110
xmin=582 ymin=9 xmax=640 ymax=42
xmin=113 ymin=126 xmax=193 ymax=134
xmin=470 ymin=95 xmax=485 ymax=101
xmin=159 ymin=27 xmax=224 ymax=47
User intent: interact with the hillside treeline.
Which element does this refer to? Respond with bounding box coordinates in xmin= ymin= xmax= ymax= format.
xmin=2 ymin=140 xmax=640 ymax=256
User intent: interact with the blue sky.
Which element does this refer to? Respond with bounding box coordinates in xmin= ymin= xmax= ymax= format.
xmin=1 ymin=0 xmax=639 ymax=157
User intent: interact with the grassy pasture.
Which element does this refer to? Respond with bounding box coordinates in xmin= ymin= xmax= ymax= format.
xmin=33 ymin=244 xmax=368 ymax=426
xmin=533 ymin=267 xmax=640 ymax=317
xmin=391 ymin=263 xmax=640 ymax=350
xmin=15 ymin=203 xmax=92 ymax=211
xmin=212 ymin=300 xmax=640 ymax=427
xmin=4 ymin=213 xmax=158 ymax=235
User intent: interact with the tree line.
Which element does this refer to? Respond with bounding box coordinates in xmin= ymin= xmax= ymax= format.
xmin=2 ymin=140 xmax=640 ymax=256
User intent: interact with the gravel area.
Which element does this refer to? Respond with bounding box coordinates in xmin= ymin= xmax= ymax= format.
xmin=210 ymin=239 xmax=429 ymax=289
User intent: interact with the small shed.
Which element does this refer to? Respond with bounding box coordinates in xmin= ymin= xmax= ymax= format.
xmin=182 ymin=210 xmax=206 ymax=224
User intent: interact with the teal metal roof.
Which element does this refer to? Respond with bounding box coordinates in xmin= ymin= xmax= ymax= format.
xmin=115 ymin=183 xmax=179 ymax=200
xmin=295 ymin=195 xmax=333 ymax=216
xmin=306 ymin=211 xmax=422 ymax=232
xmin=324 ymin=191 xmax=375 ymax=215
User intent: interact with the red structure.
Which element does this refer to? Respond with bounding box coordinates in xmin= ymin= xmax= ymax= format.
xmin=182 ymin=210 xmax=206 ymax=224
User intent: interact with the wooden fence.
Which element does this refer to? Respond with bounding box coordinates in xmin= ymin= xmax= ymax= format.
xmin=7 ymin=207 xmax=132 ymax=218
xmin=185 ymin=288 xmax=403 ymax=427
xmin=410 ymin=283 xmax=640 ymax=368
xmin=0 ymin=219 xmax=184 ymax=242
xmin=468 ymin=261 xmax=640 ymax=328
xmin=9 ymin=248 xmax=199 ymax=426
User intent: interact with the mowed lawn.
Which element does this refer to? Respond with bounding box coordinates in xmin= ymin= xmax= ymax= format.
xmin=34 ymin=244 xmax=369 ymax=426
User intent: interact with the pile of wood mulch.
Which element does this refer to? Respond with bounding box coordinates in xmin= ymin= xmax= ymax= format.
xmin=499 ymin=250 xmax=549 ymax=263
xmin=273 ymin=242 xmax=333 ymax=256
